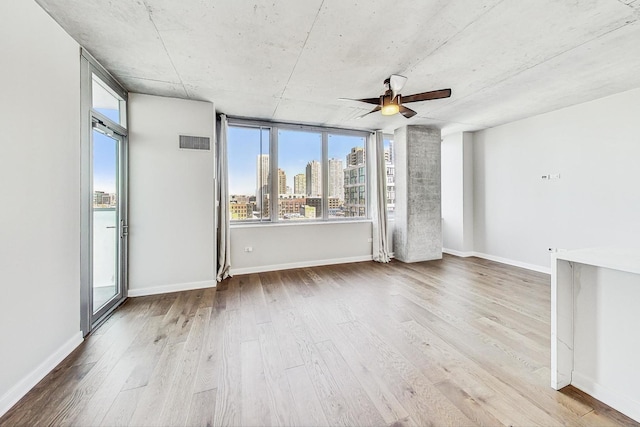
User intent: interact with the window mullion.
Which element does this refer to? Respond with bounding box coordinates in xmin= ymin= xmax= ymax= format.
xmin=322 ymin=131 xmax=329 ymax=220
xmin=270 ymin=126 xmax=278 ymax=222
xmin=366 ymin=132 xmax=375 ymax=219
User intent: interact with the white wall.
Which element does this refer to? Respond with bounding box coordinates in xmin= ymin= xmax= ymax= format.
xmin=0 ymin=0 xmax=82 ymax=415
xmin=128 ymin=94 xmax=215 ymax=296
xmin=462 ymin=133 xmax=474 ymax=253
xmin=231 ymin=221 xmax=372 ymax=274
xmin=473 ymin=88 xmax=640 ymax=270
xmin=442 ymin=132 xmax=474 ymax=254
xmin=442 ymin=134 xmax=464 ymax=251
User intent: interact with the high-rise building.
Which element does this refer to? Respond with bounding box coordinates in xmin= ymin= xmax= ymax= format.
xmin=294 ymin=173 xmax=306 ymax=194
xmin=278 ymin=168 xmax=287 ymax=195
xmin=328 ymin=158 xmax=344 ymax=201
xmin=384 ymin=141 xmax=395 ymax=215
xmin=385 ymin=139 xmax=394 ymax=163
xmin=344 ymin=146 xmax=366 ymax=217
xmin=256 ymin=154 xmax=269 ymax=209
xmin=386 ymin=163 xmax=395 ymax=215
xmin=305 ymin=160 xmax=322 ymax=196
xmin=346 ymin=146 xmax=365 ymax=166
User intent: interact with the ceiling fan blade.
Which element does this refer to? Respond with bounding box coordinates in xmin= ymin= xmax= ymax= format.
xmin=355 ymin=105 xmax=381 ymax=119
xmin=399 ymin=105 xmax=417 ymax=118
xmin=401 ymin=88 xmax=452 ymax=103
xmin=389 ymin=74 xmax=408 ymax=99
xmin=339 ymin=97 xmax=381 ymax=105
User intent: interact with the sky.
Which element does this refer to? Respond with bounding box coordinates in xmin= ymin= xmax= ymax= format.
xmin=92 ymin=107 xmax=120 ymax=194
xmin=93 ymin=128 xmax=117 ymax=194
xmin=228 ymin=125 xmax=372 ymax=196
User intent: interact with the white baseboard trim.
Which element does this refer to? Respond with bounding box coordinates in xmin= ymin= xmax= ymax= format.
xmin=443 ymin=249 xmax=551 ymax=274
xmin=128 ymin=280 xmax=217 ymax=297
xmin=470 ymin=251 xmax=551 ymax=274
xmin=442 ymin=248 xmax=474 ymax=257
xmin=572 ymin=371 xmax=640 ymax=422
xmin=230 ymin=255 xmax=374 ymax=276
xmin=0 ymin=331 xmax=83 ymax=418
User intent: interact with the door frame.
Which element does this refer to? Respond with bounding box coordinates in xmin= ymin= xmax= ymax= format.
xmin=80 ymin=50 xmax=129 ymax=336
xmin=89 ymin=122 xmax=128 ymax=325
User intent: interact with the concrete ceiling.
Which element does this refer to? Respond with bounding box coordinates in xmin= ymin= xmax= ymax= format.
xmin=37 ymin=0 xmax=640 ymax=134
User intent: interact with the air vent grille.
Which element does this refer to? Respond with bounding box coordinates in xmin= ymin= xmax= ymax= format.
xmin=179 ymin=135 xmax=210 ymax=150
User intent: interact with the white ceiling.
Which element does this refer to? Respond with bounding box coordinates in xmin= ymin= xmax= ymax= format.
xmin=37 ymin=0 xmax=640 ymax=134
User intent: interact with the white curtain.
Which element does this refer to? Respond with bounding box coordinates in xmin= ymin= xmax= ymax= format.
xmin=216 ymin=114 xmax=232 ymax=281
xmin=371 ymin=130 xmax=390 ymax=263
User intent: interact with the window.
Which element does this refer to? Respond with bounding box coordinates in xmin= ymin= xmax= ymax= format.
xmin=92 ymin=74 xmax=126 ymax=127
xmin=278 ymin=129 xmax=322 ymax=220
xmin=227 ymin=120 xmax=369 ymax=223
xmin=328 ymin=134 xmax=366 ymax=219
xmin=384 ymin=136 xmax=395 ymax=218
xmin=227 ymin=126 xmax=270 ymax=221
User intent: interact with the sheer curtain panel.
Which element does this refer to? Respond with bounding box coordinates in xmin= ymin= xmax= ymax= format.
xmin=216 ymin=114 xmax=232 ymax=281
xmin=372 ymin=131 xmax=390 ymax=263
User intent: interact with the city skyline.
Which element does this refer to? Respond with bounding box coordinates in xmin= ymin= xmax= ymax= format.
xmin=227 ymin=126 xmax=368 ymax=196
xmin=229 ymin=144 xmax=396 ymax=220
xmin=227 ymin=126 xmax=394 ymax=220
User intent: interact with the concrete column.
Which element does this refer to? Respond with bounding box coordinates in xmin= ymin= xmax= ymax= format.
xmin=393 ymin=125 xmax=442 ymax=262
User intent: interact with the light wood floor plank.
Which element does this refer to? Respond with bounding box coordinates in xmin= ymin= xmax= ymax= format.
xmin=2 ymin=256 xmax=638 ymax=427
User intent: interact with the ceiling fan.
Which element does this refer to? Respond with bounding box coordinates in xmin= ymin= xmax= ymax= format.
xmin=345 ymin=75 xmax=451 ymax=119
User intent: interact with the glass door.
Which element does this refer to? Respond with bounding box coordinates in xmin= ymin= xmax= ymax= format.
xmin=91 ymin=122 xmax=127 ymax=324
xmin=81 ymin=53 xmax=128 ymax=335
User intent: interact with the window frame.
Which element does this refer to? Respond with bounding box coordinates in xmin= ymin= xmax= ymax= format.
xmin=227 ymin=117 xmax=371 ymax=225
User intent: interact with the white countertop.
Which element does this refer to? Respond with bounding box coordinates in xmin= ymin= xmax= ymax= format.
xmin=553 ymin=247 xmax=640 ymax=275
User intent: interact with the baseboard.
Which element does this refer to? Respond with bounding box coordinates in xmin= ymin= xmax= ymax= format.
xmin=571 ymin=371 xmax=640 ymax=422
xmin=443 ymin=248 xmax=474 ymax=257
xmin=128 ymin=280 xmax=217 ymax=297
xmin=471 ymin=251 xmax=551 ymax=274
xmin=230 ymin=255 xmax=374 ymax=276
xmin=0 ymin=331 xmax=83 ymax=418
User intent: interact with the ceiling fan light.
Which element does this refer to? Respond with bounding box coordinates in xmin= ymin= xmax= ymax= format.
xmin=381 ymin=95 xmax=399 ymax=115
xmin=381 ymin=104 xmax=399 ymax=115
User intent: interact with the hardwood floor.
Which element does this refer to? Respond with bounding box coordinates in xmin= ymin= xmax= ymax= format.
xmin=1 ymin=255 xmax=637 ymax=426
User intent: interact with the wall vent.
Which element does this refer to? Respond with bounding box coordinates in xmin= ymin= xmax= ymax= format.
xmin=179 ymin=135 xmax=210 ymax=150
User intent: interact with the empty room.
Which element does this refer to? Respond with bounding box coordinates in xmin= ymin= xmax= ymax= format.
xmin=2 ymin=0 xmax=640 ymax=426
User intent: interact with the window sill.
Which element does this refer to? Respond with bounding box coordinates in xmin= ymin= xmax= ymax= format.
xmin=231 ymin=219 xmax=373 ymax=229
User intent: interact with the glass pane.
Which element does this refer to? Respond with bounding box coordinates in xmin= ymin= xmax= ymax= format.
xmin=384 ymin=137 xmax=395 ymax=219
xmin=329 ymin=134 xmax=366 ymax=219
xmin=278 ymin=129 xmax=322 ymax=220
xmin=92 ymin=74 xmax=123 ymax=125
xmin=228 ymin=126 xmax=270 ymax=221
xmin=92 ymin=129 xmax=118 ymax=312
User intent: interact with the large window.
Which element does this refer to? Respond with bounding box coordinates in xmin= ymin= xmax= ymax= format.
xmin=227 ymin=126 xmax=270 ymax=221
xmin=227 ymin=121 xmax=369 ymax=223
